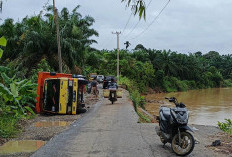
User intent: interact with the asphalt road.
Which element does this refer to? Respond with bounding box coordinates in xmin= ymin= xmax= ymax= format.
xmin=31 ymin=89 xmax=224 ymax=157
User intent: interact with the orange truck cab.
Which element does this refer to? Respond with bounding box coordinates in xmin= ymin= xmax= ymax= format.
xmin=36 ymin=72 xmax=88 ymax=115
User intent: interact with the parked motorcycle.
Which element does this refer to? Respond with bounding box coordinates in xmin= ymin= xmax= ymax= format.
xmin=155 ymin=97 xmax=195 ymax=156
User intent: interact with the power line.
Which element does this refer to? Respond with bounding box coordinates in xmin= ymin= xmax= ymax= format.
xmin=122 ymin=0 xmax=153 ymax=38
xmin=129 ymin=0 xmax=171 ymax=40
xmin=123 ymin=20 xmax=140 ymax=38
xmin=122 ymin=13 xmax=133 ymax=34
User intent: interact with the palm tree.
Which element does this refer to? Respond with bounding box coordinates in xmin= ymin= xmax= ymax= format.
xmin=0 ymin=5 xmax=99 ymax=73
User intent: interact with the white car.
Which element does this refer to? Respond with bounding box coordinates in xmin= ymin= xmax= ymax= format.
xmin=97 ymin=75 xmax=104 ymax=83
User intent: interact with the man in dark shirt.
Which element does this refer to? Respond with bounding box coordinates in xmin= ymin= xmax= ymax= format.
xmin=108 ymin=78 xmax=118 ymax=100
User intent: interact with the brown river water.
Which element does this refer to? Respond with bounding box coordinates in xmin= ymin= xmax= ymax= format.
xmin=145 ymin=88 xmax=232 ymax=126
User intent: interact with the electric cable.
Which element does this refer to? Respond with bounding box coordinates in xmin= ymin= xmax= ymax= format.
xmin=122 ymin=0 xmax=153 ymax=38
xmin=129 ymin=0 xmax=171 ymax=40
xmin=122 ymin=13 xmax=133 ymax=34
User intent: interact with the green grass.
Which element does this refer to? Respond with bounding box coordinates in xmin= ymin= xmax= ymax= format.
xmin=137 ymin=112 xmax=152 ymax=123
xmin=119 ymin=76 xmax=152 ymax=123
xmin=0 ymin=115 xmax=20 ymax=138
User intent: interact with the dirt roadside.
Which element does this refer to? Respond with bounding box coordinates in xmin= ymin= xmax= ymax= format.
xmin=0 ymin=93 xmax=99 ymax=157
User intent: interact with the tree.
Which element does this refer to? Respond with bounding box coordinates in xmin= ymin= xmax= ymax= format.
xmin=121 ymin=0 xmax=146 ymax=19
xmin=0 ymin=6 xmax=98 ymax=73
xmin=134 ymin=44 xmax=146 ymax=51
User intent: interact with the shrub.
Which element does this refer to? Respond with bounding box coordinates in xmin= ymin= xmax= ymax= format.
xmin=218 ymin=119 xmax=232 ymax=135
xmin=185 ymin=80 xmax=197 ymax=89
xmin=176 ymin=80 xmax=188 ymax=91
xmin=222 ymin=79 xmax=232 ymax=87
xmin=0 ymin=114 xmax=20 ymax=138
xmin=163 ymin=77 xmax=178 ymax=92
xmin=119 ymin=77 xmax=146 ymax=111
xmin=0 ymin=72 xmax=37 ymax=116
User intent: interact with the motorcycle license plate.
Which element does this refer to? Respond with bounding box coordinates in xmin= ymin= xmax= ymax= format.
xmin=109 ymin=88 xmax=117 ymax=91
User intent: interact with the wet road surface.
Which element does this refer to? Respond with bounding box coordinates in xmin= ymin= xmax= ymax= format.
xmin=31 ymin=89 xmax=224 ymax=157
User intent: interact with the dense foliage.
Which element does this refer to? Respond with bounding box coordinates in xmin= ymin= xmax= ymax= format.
xmin=0 ymin=66 xmax=37 ymax=138
xmin=85 ymin=48 xmax=232 ymax=93
xmin=0 ymin=5 xmax=98 ymax=76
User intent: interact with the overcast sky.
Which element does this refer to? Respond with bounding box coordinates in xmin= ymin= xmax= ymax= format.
xmin=0 ymin=0 xmax=232 ymax=54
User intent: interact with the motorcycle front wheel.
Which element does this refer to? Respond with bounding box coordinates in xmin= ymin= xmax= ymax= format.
xmin=171 ymin=131 xmax=195 ymax=156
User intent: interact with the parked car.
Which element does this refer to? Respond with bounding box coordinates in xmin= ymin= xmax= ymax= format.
xmin=89 ymin=73 xmax=97 ymax=81
xmin=72 ymin=74 xmax=87 ymax=79
xmin=103 ymin=76 xmax=116 ymax=89
xmin=97 ymin=75 xmax=104 ymax=83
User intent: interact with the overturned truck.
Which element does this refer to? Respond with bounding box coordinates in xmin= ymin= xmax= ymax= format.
xmin=36 ymin=72 xmax=88 ymax=115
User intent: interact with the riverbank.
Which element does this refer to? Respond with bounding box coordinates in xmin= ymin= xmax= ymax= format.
xmin=141 ymin=90 xmax=232 ymax=156
xmin=119 ymin=79 xmax=232 ymax=156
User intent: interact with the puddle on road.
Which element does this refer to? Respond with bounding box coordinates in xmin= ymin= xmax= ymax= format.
xmin=0 ymin=140 xmax=46 ymax=155
xmin=34 ymin=121 xmax=71 ymax=127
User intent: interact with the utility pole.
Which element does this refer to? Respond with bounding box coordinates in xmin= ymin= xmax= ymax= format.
xmin=112 ymin=31 xmax=121 ymax=81
xmin=53 ymin=0 xmax=62 ymax=73
xmin=0 ymin=0 xmax=3 ymax=13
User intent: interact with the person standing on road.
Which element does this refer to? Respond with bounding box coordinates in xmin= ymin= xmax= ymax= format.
xmin=91 ymin=77 xmax=98 ymax=99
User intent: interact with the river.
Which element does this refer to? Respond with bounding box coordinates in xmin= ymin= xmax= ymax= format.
xmin=144 ymin=88 xmax=232 ymax=126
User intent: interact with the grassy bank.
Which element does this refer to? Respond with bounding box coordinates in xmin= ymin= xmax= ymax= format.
xmin=119 ymin=77 xmax=153 ymax=123
xmin=0 ymin=115 xmax=21 ymax=138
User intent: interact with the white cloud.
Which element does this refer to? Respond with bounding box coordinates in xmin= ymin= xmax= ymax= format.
xmin=0 ymin=0 xmax=232 ymax=54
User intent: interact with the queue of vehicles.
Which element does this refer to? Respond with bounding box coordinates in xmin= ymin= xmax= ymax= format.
xmin=36 ymin=72 xmax=118 ymax=115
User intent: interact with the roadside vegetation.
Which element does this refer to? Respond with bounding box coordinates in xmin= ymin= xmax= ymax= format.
xmin=119 ymin=77 xmax=153 ymax=123
xmin=218 ymin=119 xmax=232 ymax=135
xmin=1 ymin=4 xmax=232 ymax=137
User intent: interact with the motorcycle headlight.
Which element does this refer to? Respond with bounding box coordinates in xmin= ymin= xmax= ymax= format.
xmin=176 ymin=118 xmax=188 ymax=124
xmin=171 ymin=110 xmax=188 ymax=124
xmin=176 ymin=114 xmax=188 ymax=124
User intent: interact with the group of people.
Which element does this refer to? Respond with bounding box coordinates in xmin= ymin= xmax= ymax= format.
xmin=90 ymin=77 xmax=118 ymax=100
